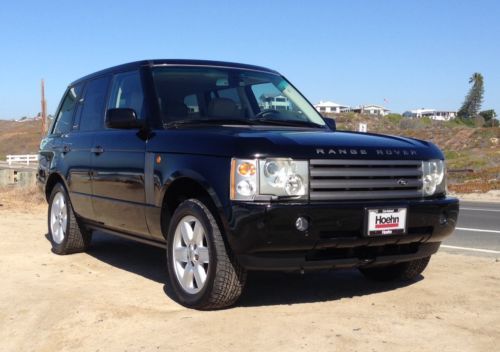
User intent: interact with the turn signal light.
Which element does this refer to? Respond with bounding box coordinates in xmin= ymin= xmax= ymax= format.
xmin=237 ymin=162 xmax=256 ymax=176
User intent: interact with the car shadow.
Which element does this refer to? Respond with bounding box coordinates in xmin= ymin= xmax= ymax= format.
xmin=49 ymin=232 xmax=422 ymax=308
xmin=81 ymin=232 xmax=166 ymax=284
xmin=238 ymin=270 xmax=419 ymax=307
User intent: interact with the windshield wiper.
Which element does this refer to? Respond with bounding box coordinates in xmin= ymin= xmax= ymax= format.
xmin=165 ymin=119 xmax=255 ymax=129
xmin=254 ymin=117 xmax=325 ymax=129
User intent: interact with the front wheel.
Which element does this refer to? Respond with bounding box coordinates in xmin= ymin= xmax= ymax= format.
xmin=166 ymin=199 xmax=246 ymax=309
xmin=359 ymin=256 xmax=431 ymax=282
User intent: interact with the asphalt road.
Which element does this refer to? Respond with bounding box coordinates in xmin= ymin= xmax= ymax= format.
xmin=442 ymin=201 xmax=500 ymax=258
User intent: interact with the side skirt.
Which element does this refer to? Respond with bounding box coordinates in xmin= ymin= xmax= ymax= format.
xmin=86 ymin=223 xmax=167 ymax=249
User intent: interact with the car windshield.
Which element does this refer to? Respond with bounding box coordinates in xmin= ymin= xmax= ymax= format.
xmin=151 ymin=66 xmax=326 ymax=128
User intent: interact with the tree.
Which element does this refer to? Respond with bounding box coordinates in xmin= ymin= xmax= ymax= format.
xmin=457 ymin=73 xmax=484 ymax=119
xmin=479 ymin=109 xmax=498 ymax=127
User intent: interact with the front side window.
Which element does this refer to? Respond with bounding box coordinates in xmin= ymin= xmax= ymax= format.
xmin=152 ymin=66 xmax=325 ymax=128
xmin=53 ymin=84 xmax=84 ymax=134
xmin=77 ymin=76 xmax=110 ymax=131
xmin=108 ymin=71 xmax=144 ymax=119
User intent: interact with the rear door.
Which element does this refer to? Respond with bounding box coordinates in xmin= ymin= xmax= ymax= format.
xmin=90 ymin=70 xmax=149 ymax=235
xmin=49 ymin=83 xmax=96 ymax=220
xmin=68 ymin=75 xmax=111 ymax=220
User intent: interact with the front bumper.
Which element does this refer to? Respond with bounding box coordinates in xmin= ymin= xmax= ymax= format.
xmin=224 ymin=197 xmax=459 ymax=271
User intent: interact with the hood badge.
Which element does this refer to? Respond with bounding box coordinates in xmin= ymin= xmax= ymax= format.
xmin=315 ymin=148 xmax=417 ymax=156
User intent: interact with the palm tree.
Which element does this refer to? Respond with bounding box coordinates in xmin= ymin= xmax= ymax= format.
xmin=458 ymin=73 xmax=484 ymax=119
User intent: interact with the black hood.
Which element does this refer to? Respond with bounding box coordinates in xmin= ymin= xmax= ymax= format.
xmin=151 ymin=126 xmax=443 ymax=160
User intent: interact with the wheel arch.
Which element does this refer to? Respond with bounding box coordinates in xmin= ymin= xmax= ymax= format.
xmin=159 ymin=170 xmax=228 ymax=241
xmin=44 ymin=172 xmax=69 ymax=201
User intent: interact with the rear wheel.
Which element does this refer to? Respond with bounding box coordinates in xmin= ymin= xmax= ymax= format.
xmin=359 ymin=256 xmax=431 ymax=282
xmin=48 ymin=183 xmax=92 ymax=254
xmin=166 ymin=199 xmax=246 ymax=309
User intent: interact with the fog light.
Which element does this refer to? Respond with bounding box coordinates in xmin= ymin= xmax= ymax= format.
xmin=439 ymin=213 xmax=448 ymax=225
xmin=295 ymin=217 xmax=309 ymax=231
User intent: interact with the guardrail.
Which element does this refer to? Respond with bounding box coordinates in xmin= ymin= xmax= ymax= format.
xmin=6 ymin=154 xmax=38 ymax=166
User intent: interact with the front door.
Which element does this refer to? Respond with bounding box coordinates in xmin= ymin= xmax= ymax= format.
xmin=91 ymin=70 xmax=149 ymax=236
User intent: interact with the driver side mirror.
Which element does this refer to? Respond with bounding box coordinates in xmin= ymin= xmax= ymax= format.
xmin=323 ymin=117 xmax=336 ymax=131
xmin=106 ymin=108 xmax=143 ymax=129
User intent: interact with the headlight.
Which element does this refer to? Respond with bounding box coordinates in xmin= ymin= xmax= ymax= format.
xmin=422 ymin=160 xmax=446 ymax=196
xmin=230 ymin=158 xmax=308 ymax=201
xmin=259 ymin=159 xmax=308 ymax=198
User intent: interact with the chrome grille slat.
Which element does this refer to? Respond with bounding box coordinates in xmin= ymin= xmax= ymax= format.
xmin=310 ymin=159 xmax=422 ymax=166
xmin=310 ymin=168 xmax=422 ymax=177
xmin=310 ymin=190 xmax=423 ymax=201
xmin=310 ymin=178 xmax=423 ymax=189
xmin=309 ymin=159 xmax=423 ymax=201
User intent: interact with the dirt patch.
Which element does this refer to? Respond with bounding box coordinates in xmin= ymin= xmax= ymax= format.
xmin=0 ymin=185 xmax=46 ymax=213
xmin=0 ymin=209 xmax=499 ymax=352
xmin=452 ymin=190 xmax=500 ymax=202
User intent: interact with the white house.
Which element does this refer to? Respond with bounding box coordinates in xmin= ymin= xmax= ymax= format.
xmin=314 ymin=101 xmax=349 ymax=114
xmin=260 ymin=94 xmax=291 ymax=111
xmin=351 ymin=105 xmax=390 ymax=116
xmin=402 ymin=109 xmax=457 ymax=121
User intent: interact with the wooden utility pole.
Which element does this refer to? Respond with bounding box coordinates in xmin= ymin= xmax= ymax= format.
xmin=41 ymin=79 xmax=47 ymax=134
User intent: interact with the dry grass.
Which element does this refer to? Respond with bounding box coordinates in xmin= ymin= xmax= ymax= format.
xmin=0 ymin=120 xmax=43 ymax=160
xmin=448 ymin=166 xmax=500 ymax=193
xmin=0 ymin=185 xmax=46 ymax=213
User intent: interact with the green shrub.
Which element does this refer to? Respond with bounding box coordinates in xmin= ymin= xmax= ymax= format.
xmin=386 ymin=113 xmax=403 ymax=125
xmin=420 ymin=117 xmax=432 ymax=125
xmin=444 ymin=150 xmax=460 ymax=159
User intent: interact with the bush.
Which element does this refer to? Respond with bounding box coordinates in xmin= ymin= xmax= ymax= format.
xmin=456 ymin=117 xmax=475 ymax=127
xmin=420 ymin=117 xmax=433 ymax=126
xmin=385 ymin=113 xmax=403 ymax=125
xmin=474 ymin=116 xmax=485 ymax=127
xmin=444 ymin=150 xmax=460 ymax=159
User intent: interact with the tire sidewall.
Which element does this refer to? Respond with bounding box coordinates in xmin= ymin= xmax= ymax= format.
xmin=48 ymin=183 xmax=71 ymax=253
xmin=166 ymin=200 xmax=218 ymax=307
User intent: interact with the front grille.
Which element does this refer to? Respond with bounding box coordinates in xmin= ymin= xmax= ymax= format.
xmin=309 ymin=159 xmax=423 ymax=201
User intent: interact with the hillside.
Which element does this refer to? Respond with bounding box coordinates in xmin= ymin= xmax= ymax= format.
xmin=0 ymin=115 xmax=498 ymax=192
xmin=0 ymin=119 xmax=43 ymax=159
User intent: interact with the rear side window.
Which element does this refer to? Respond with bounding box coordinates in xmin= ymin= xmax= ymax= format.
xmin=107 ymin=71 xmax=144 ymax=119
xmin=53 ymin=84 xmax=84 ymax=134
xmin=78 ymin=76 xmax=110 ymax=131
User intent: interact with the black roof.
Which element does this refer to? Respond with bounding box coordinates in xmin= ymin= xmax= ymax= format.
xmin=70 ymin=59 xmax=279 ymax=86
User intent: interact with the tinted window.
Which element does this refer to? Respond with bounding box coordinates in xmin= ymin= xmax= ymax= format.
xmin=108 ymin=71 xmax=144 ymax=119
xmin=53 ymin=84 xmax=83 ymax=134
xmin=78 ymin=76 xmax=110 ymax=131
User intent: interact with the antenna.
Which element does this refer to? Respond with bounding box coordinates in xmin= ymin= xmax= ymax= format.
xmin=41 ymin=79 xmax=47 ymax=134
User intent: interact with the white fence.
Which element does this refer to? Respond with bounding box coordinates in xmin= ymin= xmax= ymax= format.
xmin=6 ymin=154 xmax=38 ymax=166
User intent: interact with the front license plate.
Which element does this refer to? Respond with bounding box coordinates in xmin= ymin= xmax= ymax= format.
xmin=366 ymin=208 xmax=407 ymax=236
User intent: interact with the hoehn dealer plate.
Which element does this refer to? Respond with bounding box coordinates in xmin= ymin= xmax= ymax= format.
xmin=367 ymin=208 xmax=407 ymax=236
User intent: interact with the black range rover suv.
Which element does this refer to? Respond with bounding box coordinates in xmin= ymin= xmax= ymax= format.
xmin=38 ymin=60 xmax=459 ymax=309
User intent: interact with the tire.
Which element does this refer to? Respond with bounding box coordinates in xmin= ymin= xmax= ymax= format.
xmin=166 ymin=199 xmax=246 ymax=310
xmin=48 ymin=183 xmax=92 ymax=255
xmin=359 ymin=256 xmax=431 ymax=282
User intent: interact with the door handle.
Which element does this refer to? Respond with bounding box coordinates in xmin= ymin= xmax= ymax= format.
xmin=91 ymin=146 xmax=104 ymax=155
xmin=63 ymin=145 xmax=71 ymax=153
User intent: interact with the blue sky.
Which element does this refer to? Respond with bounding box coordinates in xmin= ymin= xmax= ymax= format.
xmin=0 ymin=0 xmax=499 ymax=118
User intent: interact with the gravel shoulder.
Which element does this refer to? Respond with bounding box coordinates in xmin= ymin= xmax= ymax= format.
xmin=1 ymin=207 xmax=499 ymax=352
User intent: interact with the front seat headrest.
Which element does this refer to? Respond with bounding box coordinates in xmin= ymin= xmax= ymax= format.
xmin=207 ymin=98 xmax=239 ymax=118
